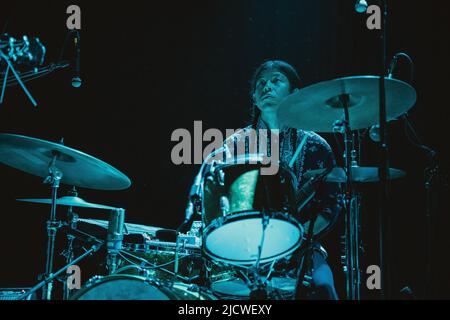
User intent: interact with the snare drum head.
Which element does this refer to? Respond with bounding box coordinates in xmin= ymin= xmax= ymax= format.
xmin=70 ymin=275 xmax=215 ymax=300
xmin=204 ymin=212 xmax=303 ymax=265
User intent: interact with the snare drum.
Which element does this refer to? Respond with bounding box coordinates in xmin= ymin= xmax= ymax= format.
xmin=202 ymin=156 xmax=304 ymax=265
xmin=70 ymin=274 xmax=216 ymax=300
xmin=117 ymin=235 xmax=203 ymax=281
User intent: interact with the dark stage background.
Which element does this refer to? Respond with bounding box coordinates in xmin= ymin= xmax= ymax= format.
xmin=0 ymin=0 xmax=448 ymax=300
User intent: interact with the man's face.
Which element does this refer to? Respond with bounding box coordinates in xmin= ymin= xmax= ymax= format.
xmin=253 ymin=70 xmax=295 ymax=112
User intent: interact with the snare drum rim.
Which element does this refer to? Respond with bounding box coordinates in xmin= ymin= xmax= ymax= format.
xmin=202 ymin=211 xmax=304 ymax=266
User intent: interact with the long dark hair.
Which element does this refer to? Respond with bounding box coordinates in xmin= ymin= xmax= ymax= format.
xmin=249 ymin=60 xmax=302 ymax=128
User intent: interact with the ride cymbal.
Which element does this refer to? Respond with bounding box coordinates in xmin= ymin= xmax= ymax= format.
xmin=278 ymin=76 xmax=417 ymax=132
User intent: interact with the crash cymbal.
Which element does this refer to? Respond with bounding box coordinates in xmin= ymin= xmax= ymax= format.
xmin=17 ymin=196 xmax=117 ymax=210
xmin=278 ymin=76 xmax=417 ymax=132
xmin=0 ymin=133 xmax=131 ymax=190
xmin=304 ymin=166 xmax=406 ymax=183
xmin=77 ymin=218 xmax=165 ymax=236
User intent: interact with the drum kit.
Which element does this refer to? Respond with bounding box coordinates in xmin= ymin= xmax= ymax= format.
xmin=0 ymin=74 xmax=417 ymax=300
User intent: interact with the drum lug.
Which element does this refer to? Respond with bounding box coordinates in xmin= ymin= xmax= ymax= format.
xmin=219 ymin=196 xmax=230 ymax=216
xmin=86 ymin=275 xmax=104 ymax=286
xmin=217 ymin=169 xmax=225 ymax=186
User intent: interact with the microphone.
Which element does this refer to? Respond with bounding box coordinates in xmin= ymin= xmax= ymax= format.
xmin=355 ymin=0 xmax=368 ymax=13
xmin=387 ymin=54 xmax=400 ymax=79
xmin=369 ymin=124 xmax=380 ymax=142
xmin=71 ymin=31 xmax=81 ymax=88
xmin=106 ymin=208 xmax=125 ymax=274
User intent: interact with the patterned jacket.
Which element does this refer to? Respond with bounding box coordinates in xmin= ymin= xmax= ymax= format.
xmin=224 ymin=118 xmax=342 ymax=235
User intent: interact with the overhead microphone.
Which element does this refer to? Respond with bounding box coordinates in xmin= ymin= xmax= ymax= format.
xmin=71 ymin=31 xmax=82 ymax=88
xmin=387 ymin=54 xmax=400 ymax=79
xmin=106 ymin=208 xmax=125 ymax=274
xmin=355 ymin=0 xmax=368 ymax=13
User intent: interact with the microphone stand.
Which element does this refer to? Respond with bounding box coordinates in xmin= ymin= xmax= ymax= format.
xmin=17 ymin=242 xmax=103 ymax=300
xmin=378 ymin=0 xmax=389 ymax=299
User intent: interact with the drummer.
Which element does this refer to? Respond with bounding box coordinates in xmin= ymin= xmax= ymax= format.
xmin=227 ymin=60 xmax=342 ymax=299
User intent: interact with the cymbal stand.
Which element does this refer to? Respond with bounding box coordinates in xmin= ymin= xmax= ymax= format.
xmin=62 ymin=187 xmax=79 ymax=300
xmin=339 ymin=94 xmax=361 ymax=300
xmin=41 ymin=153 xmax=63 ymax=300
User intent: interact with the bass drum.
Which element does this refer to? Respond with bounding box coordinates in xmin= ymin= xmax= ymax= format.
xmin=70 ymin=274 xmax=217 ymax=300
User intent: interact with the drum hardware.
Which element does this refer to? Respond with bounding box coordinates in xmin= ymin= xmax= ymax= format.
xmin=41 ymin=142 xmax=64 ymax=300
xmin=16 ymin=241 xmax=103 ymax=300
xmin=62 ymin=190 xmax=78 ymax=300
xmin=278 ymin=73 xmax=416 ymax=300
xmin=106 ymin=208 xmax=126 ymax=274
xmin=77 ymin=218 xmax=166 ymax=237
xmin=247 ymin=207 xmax=271 ymax=300
xmin=340 ymin=93 xmax=360 ymax=301
xmin=0 ymin=133 xmax=131 ymax=300
xmin=116 ymin=248 xmax=200 ymax=283
xmin=294 ymin=167 xmax=334 ymax=299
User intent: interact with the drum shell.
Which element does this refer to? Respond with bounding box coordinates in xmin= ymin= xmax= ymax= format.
xmin=202 ymin=163 xmax=297 ymax=227
xmin=70 ymin=274 xmax=216 ymax=300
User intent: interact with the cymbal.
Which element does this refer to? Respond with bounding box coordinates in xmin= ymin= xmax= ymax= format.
xmin=304 ymin=166 xmax=406 ymax=183
xmin=17 ymin=196 xmax=117 ymax=210
xmin=77 ymin=218 xmax=165 ymax=236
xmin=0 ymin=133 xmax=131 ymax=190
xmin=278 ymin=76 xmax=417 ymax=132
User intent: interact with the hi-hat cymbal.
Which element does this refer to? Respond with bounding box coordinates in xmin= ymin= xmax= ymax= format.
xmin=77 ymin=218 xmax=165 ymax=236
xmin=17 ymin=196 xmax=118 ymax=210
xmin=0 ymin=133 xmax=131 ymax=190
xmin=278 ymin=76 xmax=417 ymax=132
xmin=304 ymin=166 xmax=406 ymax=183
